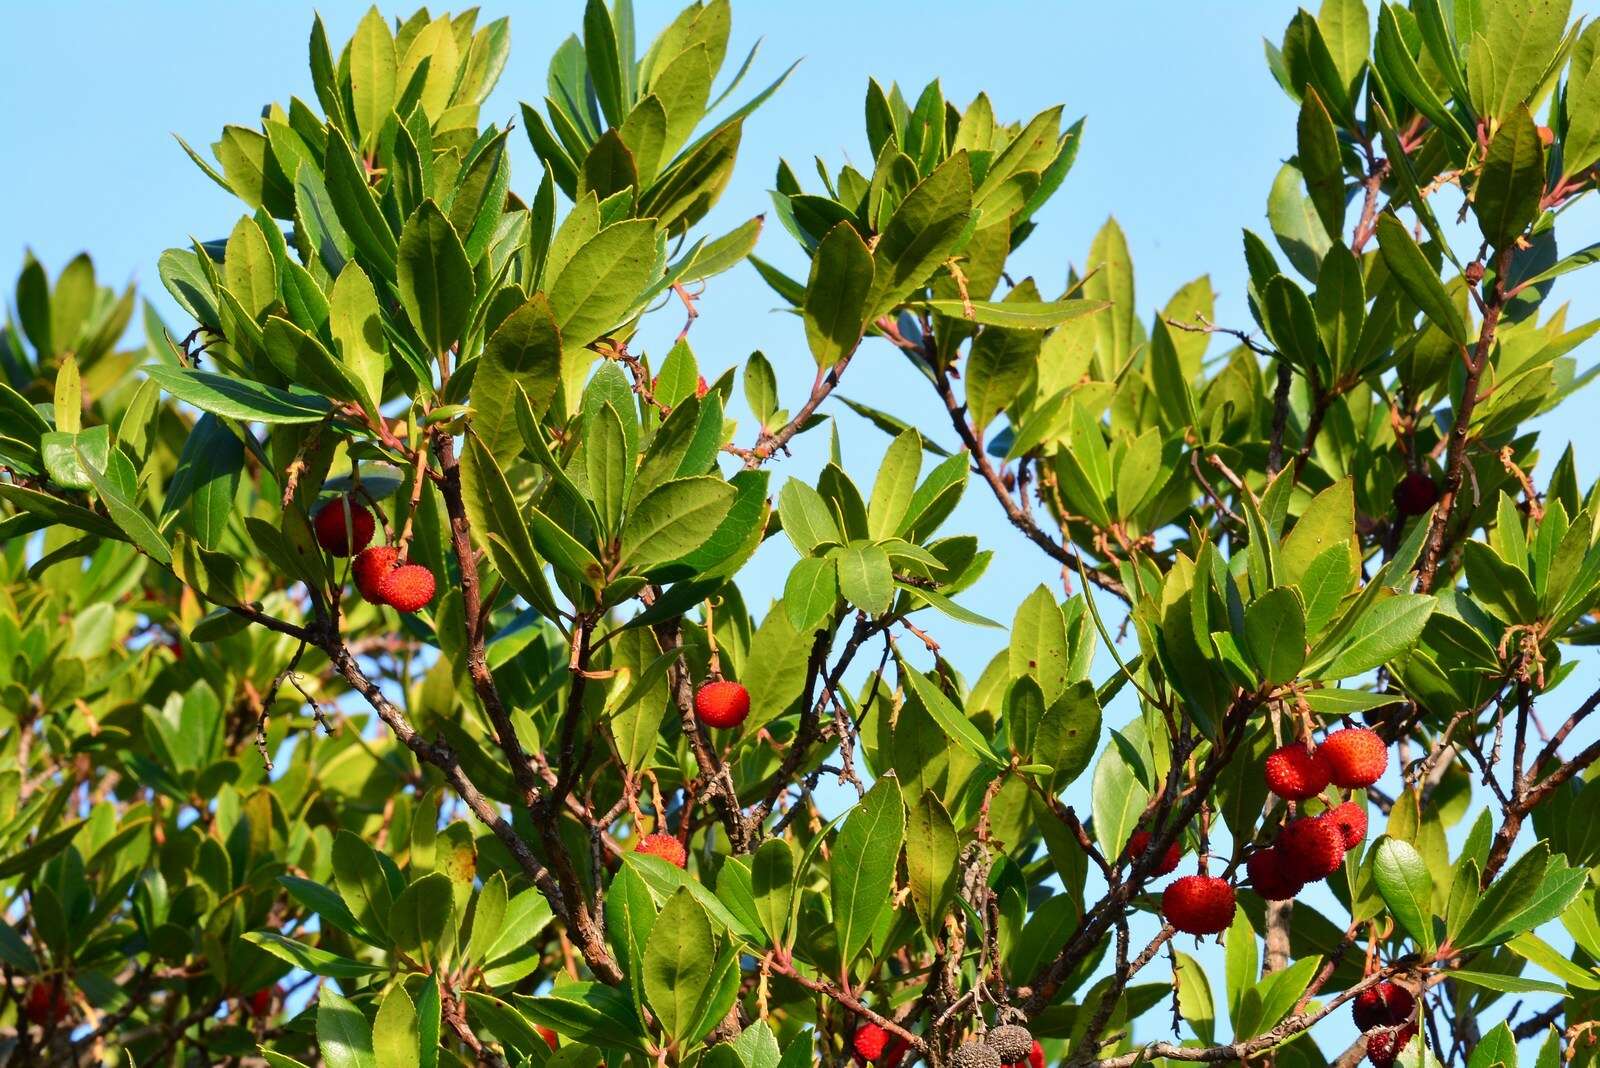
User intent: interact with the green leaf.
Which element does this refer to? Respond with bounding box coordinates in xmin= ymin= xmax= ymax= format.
xmin=1084 ymin=216 xmax=1135 ymax=373
xmin=1373 ymin=836 xmax=1435 ymax=954
xmin=742 ymin=605 xmax=812 ymax=733
xmin=1374 ymin=214 xmax=1469 ymax=345
xmin=80 ymin=445 xmax=171 ymax=565
xmin=803 ymin=222 xmax=874 ymax=369
xmin=333 ymin=830 xmax=393 ymax=943
xmin=833 ymin=542 xmax=894 ymax=615
xmin=328 ymin=263 xmax=389 ymax=415
xmin=1010 ymin=585 xmax=1071 ymax=703
xmin=318 ymin=987 xmax=378 ymax=1068
xmin=1033 ymin=682 xmax=1102 ymax=792
xmin=264 ymin=315 xmax=363 ymax=403
xmin=587 ymin=401 xmax=631 ymax=537
xmin=1450 ymin=970 xmax=1568 ymax=995
xmin=474 ymin=295 xmax=563 ymax=464
xmin=162 ymin=414 xmax=242 ymax=550
xmin=1091 ymin=716 xmax=1152 ymax=861
xmin=901 ymin=663 xmax=1005 ymax=769
xmin=921 ymin=298 xmax=1107 ymax=330
xmin=1468 ymin=0 xmax=1572 ymax=121
xmin=349 ymin=8 xmax=398 ymax=146
xmin=1243 ymin=586 xmax=1307 ymax=685
xmin=779 ymin=479 xmax=842 ymax=554
xmin=1296 ymin=90 xmax=1345 ymax=241
xmin=905 ymin=790 xmax=958 ymax=936
xmin=1312 ymin=593 xmax=1435 ymax=679
xmin=1473 ymin=104 xmax=1545 ymax=250
xmin=512 ymin=985 xmax=647 ymax=1053
xmin=831 ymin=775 xmax=906 ymax=965
xmin=549 ymin=218 xmax=660 ymax=351
xmin=620 ymin=477 xmax=737 ymax=573
xmin=144 ymin=366 xmax=334 ymax=424
xmin=373 ymin=984 xmax=420 ymax=1068
xmin=783 ymin=556 xmax=838 ymax=633
xmin=1457 ymin=843 xmax=1588 ymax=949
xmin=866 ymin=150 xmax=973 ymax=317
xmin=397 ymin=200 xmax=474 ymax=358
xmin=389 ymin=872 xmax=456 ymax=969
xmin=242 ymin=931 xmax=384 ymax=978
xmin=643 ymin=889 xmax=715 ymax=1040
xmin=751 ymin=837 xmax=797 ymax=950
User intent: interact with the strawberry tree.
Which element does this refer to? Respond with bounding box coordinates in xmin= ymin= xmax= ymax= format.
xmin=4 ymin=1 xmax=1600 ymax=1066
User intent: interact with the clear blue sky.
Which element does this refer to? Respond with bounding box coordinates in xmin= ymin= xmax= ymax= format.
xmin=4 ymin=1 xmax=1598 ymax=1061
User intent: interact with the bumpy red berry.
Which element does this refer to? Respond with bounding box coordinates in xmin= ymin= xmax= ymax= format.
xmin=1365 ymin=1023 xmax=1418 ymax=1067
xmin=243 ymin=987 xmax=275 ymax=1017
xmin=1246 ymin=847 xmax=1304 ymax=901
xmin=635 ymin=832 xmax=687 ymax=868
xmin=853 ymin=1023 xmax=890 ymax=1061
xmin=1325 ymin=801 xmax=1368 ymax=849
xmin=378 ymin=564 xmax=436 ymax=613
xmin=1352 ymin=981 xmax=1415 ymax=1032
xmin=312 ymin=497 xmax=375 ymax=556
xmin=1392 ymin=471 xmax=1439 ymax=518
xmin=1125 ymin=830 xmax=1181 ymax=875
xmin=1321 ymin=728 xmax=1388 ymax=788
xmin=695 ymin=374 xmax=710 ymax=398
xmin=1161 ymin=874 xmax=1236 ymax=935
xmin=353 ymin=545 xmax=398 ymax=604
xmin=23 ymin=981 xmax=70 ymax=1026
xmin=1278 ymin=816 xmax=1346 ymax=882
xmin=695 ymin=680 xmax=750 ymax=729
xmin=1027 ymin=1041 xmax=1044 ymax=1068
xmin=1264 ymin=743 xmax=1330 ymax=801
xmin=536 ymin=1026 xmax=559 ymax=1050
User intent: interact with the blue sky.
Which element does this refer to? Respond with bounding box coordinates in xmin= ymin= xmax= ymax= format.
xmin=4 ymin=0 xmax=1599 ymax=1061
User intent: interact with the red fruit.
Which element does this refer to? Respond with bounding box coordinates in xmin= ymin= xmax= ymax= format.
xmin=1161 ymin=874 xmax=1236 ymax=935
xmin=1321 ymin=728 xmax=1388 ymax=788
xmin=1027 ymin=1041 xmax=1044 ymax=1068
xmin=1352 ymin=981 xmax=1416 ymax=1032
xmin=883 ymin=1039 xmax=910 ymax=1068
xmin=312 ymin=497 xmax=375 ymax=556
xmin=1264 ymin=743 xmax=1331 ymax=801
xmin=1278 ymin=816 xmax=1346 ymax=882
xmin=23 ymin=981 xmax=70 ymax=1026
xmin=1325 ymin=801 xmax=1369 ymax=849
xmin=635 ymin=832 xmax=687 ymax=869
xmin=1125 ymin=830 xmax=1181 ymax=875
xmin=378 ymin=564 xmax=436 ymax=613
xmin=695 ymin=680 xmax=750 ymax=729
xmin=353 ymin=545 xmax=399 ymax=604
xmin=695 ymin=374 xmax=709 ymax=398
xmin=1392 ymin=472 xmax=1439 ymax=518
xmin=1246 ymin=847 xmax=1304 ymax=901
xmin=243 ymin=987 xmax=275 ymax=1017
xmin=853 ymin=1023 xmax=890 ymax=1061
xmin=1365 ymin=1023 xmax=1418 ymax=1067
xmin=536 ymin=1026 xmax=560 ymax=1050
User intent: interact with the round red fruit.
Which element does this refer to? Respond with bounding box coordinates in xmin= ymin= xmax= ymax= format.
xmin=378 ymin=564 xmax=436 ymax=613
xmin=23 ymin=981 xmax=71 ymax=1026
xmin=243 ymin=987 xmax=275 ymax=1017
xmin=695 ymin=374 xmax=709 ymax=398
xmin=1364 ymin=1023 xmax=1418 ymax=1067
xmin=853 ymin=1023 xmax=890 ymax=1061
xmin=1124 ymin=830 xmax=1181 ymax=875
xmin=1320 ymin=728 xmax=1388 ymax=788
xmin=695 ymin=680 xmax=750 ymax=729
xmin=1352 ymin=980 xmax=1415 ymax=1032
xmin=635 ymin=832 xmax=687 ymax=869
xmin=537 ymin=1026 xmax=559 ymax=1050
xmin=312 ymin=497 xmax=375 ymax=556
xmin=1325 ymin=801 xmax=1368 ymax=849
xmin=1278 ymin=816 xmax=1345 ymax=882
xmin=1392 ymin=472 xmax=1439 ymax=518
xmin=1246 ymin=847 xmax=1304 ymax=901
xmin=353 ymin=545 xmax=399 ymax=604
xmin=1027 ymin=1041 xmax=1044 ymax=1068
xmin=1161 ymin=874 xmax=1236 ymax=935
xmin=1264 ymin=742 xmax=1330 ymax=801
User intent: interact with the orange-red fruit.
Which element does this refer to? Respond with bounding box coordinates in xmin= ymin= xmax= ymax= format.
xmin=1125 ymin=830 xmax=1181 ymax=875
xmin=1246 ymin=847 xmax=1304 ymax=901
xmin=1352 ymin=981 xmax=1415 ymax=1031
xmin=353 ymin=546 xmax=399 ymax=604
xmin=695 ymin=374 xmax=710 ymax=398
xmin=1365 ymin=1023 xmax=1418 ymax=1067
xmin=1325 ymin=801 xmax=1368 ymax=849
xmin=243 ymin=987 xmax=275 ymax=1017
xmin=23 ymin=982 xmax=70 ymax=1026
xmin=1321 ymin=728 xmax=1388 ymax=788
xmin=312 ymin=497 xmax=375 ymax=556
xmin=1027 ymin=1041 xmax=1044 ymax=1068
xmin=1161 ymin=874 xmax=1236 ymax=935
xmin=378 ymin=564 xmax=436 ymax=613
xmin=1264 ymin=743 xmax=1330 ymax=801
xmin=853 ymin=1023 xmax=890 ymax=1061
xmin=536 ymin=1026 xmax=560 ymax=1051
xmin=1278 ymin=816 xmax=1346 ymax=882
xmin=1392 ymin=471 xmax=1439 ymax=518
xmin=635 ymin=832 xmax=687 ymax=869
xmin=695 ymin=680 xmax=750 ymax=729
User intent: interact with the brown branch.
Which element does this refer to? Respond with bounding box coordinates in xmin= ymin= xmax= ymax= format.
xmin=744 ymin=351 xmax=855 ymax=468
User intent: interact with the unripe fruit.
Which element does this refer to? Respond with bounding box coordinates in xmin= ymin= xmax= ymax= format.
xmin=1352 ymin=981 xmax=1415 ymax=1031
xmin=1392 ymin=471 xmax=1439 ymax=518
xmin=1325 ymin=801 xmax=1368 ymax=848
xmin=1364 ymin=1023 xmax=1418 ymax=1067
xmin=853 ymin=1023 xmax=890 ymax=1061
xmin=1278 ymin=816 xmax=1346 ymax=882
xmin=1264 ymin=743 xmax=1330 ymax=801
xmin=952 ymin=1040 xmax=1003 ymax=1068
xmin=243 ymin=987 xmax=275 ymax=1017
xmin=987 ymin=1024 xmax=1034 ymax=1065
xmin=313 ymin=497 xmax=375 ymax=556
xmin=378 ymin=564 xmax=437 ymax=613
xmin=1246 ymin=847 xmax=1304 ymax=901
xmin=353 ymin=545 xmax=399 ymax=604
xmin=1027 ymin=1040 xmax=1044 ymax=1068
xmin=635 ymin=832 xmax=687 ymax=868
xmin=1320 ymin=728 xmax=1388 ymax=788
xmin=23 ymin=981 xmax=70 ymax=1026
xmin=1161 ymin=874 xmax=1236 ymax=935
xmin=695 ymin=680 xmax=750 ymax=729
xmin=1124 ymin=830 xmax=1181 ymax=875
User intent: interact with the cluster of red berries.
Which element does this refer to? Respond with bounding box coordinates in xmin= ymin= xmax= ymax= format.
xmin=312 ymin=498 xmax=435 ymax=613
xmin=1352 ymin=981 xmax=1417 ymax=1066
